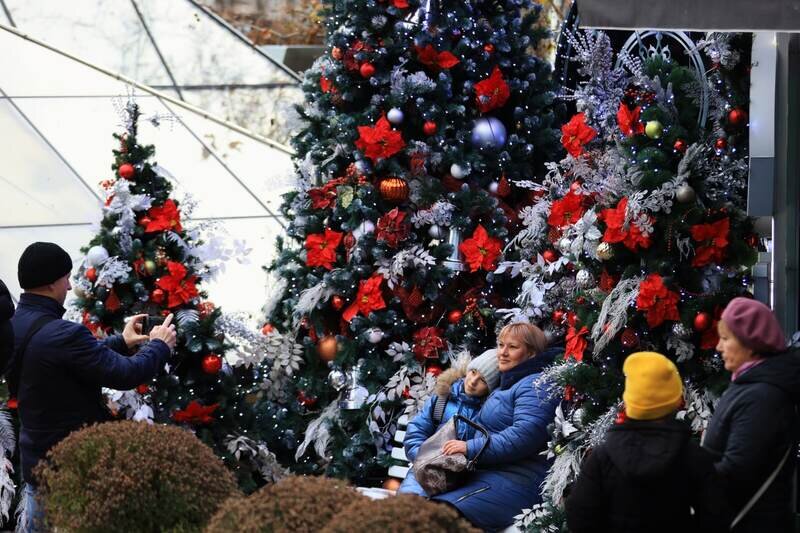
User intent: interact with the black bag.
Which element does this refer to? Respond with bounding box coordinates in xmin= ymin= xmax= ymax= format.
xmin=412 ymin=414 xmax=490 ymax=496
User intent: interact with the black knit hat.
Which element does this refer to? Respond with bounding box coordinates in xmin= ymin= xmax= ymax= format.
xmin=18 ymin=242 xmax=73 ymax=289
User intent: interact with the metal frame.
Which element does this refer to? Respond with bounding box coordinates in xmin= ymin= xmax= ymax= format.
xmin=129 ymin=0 xmax=185 ymax=101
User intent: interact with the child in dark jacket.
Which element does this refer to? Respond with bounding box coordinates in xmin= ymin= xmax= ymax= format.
xmin=397 ymin=349 xmax=499 ymax=496
xmin=565 ymin=351 xmax=728 ymax=533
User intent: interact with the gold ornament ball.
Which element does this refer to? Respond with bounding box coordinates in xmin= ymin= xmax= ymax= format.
xmin=383 ymin=478 xmax=402 ymax=491
xmin=317 ymin=335 xmax=339 ymax=362
xmin=596 ymin=242 xmax=614 ymax=261
xmin=144 ymin=259 xmax=157 ymax=275
xmin=379 ymin=177 xmax=410 ymax=204
xmin=645 ymin=120 xmax=663 ymax=139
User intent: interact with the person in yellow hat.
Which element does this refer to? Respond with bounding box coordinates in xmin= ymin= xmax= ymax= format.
xmin=565 ymin=352 xmax=727 ymax=533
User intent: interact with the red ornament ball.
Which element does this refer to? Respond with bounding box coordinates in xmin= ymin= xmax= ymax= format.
xmin=331 ymin=46 xmax=343 ymax=60
xmin=542 ymin=249 xmax=559 ymax=263
xmin=202 ymin=354 xmax=223 ymax=375
xmin=261 ymin=323 xmax=275 ymax=335
xmin=715 ymin=138 xmax=728 ymax=151
xmin=136 ymin=384 xmax=150 ymax=395
xmin=447 ymin=309 xmax=463 ymax=324
xmin=197 ymin=301 xmax=215 ymax=319
xmin=620 ymin=328 xmax=639 ymax=349
xmin=673 ymin=139 xmax=687 ymax=153
xmin=118 ymin=163 xmax=135 ymax=180
xmin=360 ymin=62 xmax=376 ymax=78
xmin=552 ymin=309 xmax=565 ymax=324
xmin=297 ymin=390 xmax=318 ymax=408
xmin=331 ymin=295 xmax=345 ymax=310
xmin=423 ymin=120 xmax=438 ymax=136
xmin=728 ymin=108 xmax=747 ymax=127
xmin=576 ymin=296 xmax=586 ymax=305
xmin=150 ymin=288 xmax=165 ymax=304
xmin=483 ymin=43 xmax=495 ymax=54
xmin=426 ymin=363 xmax=443 ymax=377
xmin=85 ymin=267 xmax=97 ymax=283
xmin=693 ymin=312 xmax=712 ymax=332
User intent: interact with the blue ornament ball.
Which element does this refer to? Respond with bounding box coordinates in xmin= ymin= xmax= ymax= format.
xmin=387 ymin=108 xmax=404 ymax=125
xmin=471 ymin=117 xmax=507 ymax=149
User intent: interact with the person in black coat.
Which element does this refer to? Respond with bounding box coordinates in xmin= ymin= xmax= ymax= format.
xmin=10 ymin=242 xmax=177 ymax=532
xmin=565 ymin=352 xmax=727 ymax=533
xmin=702 ymin=297 xmax=798 ymax=532
xmin=0 ymin=278 xmax=14 ymax=377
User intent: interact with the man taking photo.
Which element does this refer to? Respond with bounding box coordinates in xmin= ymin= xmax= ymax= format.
xmin=9 ymin=242 xmax=176 ymax=531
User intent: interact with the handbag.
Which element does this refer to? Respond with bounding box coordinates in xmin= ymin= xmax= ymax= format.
xmin=729 ymin=444 xmax=792 ymax=529
xmin=412 ymin=414 xmax=490 ymax=496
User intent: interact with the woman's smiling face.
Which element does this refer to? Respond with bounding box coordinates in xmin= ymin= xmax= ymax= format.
xmin=497 ymin=333 xmax=532 ymax=372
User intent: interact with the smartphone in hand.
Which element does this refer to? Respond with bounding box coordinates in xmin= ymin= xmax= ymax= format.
xmin=142 ymin=315 xmax=166 ymax=335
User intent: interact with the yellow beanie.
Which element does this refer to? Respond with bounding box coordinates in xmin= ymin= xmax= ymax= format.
xmin=622 ymin=352 xmax=683 ymax=420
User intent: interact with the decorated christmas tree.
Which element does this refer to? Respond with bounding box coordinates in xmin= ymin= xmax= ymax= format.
xmin=501 ymin=31 xmax=756 ymax=531
xmin=73 ymin=101 xmax=286 ymax=492
xmin=260 ymin=0 xmax=565 ymax=481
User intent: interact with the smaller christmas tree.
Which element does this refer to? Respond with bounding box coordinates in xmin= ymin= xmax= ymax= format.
xmin=73 ymin=100 xmax=285 ymax=491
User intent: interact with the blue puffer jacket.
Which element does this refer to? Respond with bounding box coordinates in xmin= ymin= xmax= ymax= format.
xmin=10 ymin=293 xmax=170 ymax=484
xmin=398 ymin=377 xmax=483 ymax=496
xmin=433 ymin=347 xmax=561 ymax=531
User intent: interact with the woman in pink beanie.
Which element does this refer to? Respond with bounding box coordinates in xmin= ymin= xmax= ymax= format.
xmin=702 ymin=297 xmax=797 ymax=532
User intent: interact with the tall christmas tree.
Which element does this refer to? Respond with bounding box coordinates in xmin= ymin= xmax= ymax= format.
xmin=261 ymin=0 xmax=564 ymax=481
xmin=73 ymin=101 xmax=285 ymax=492
xmin=501 ymin=31 xmax=756 ymax=531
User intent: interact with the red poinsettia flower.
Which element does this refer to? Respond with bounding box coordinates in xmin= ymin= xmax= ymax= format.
xmin=343 ymin=275 xmax=387 ymax=321
xmin=474 ymin=66 xmax=510 ymax=113
xmin=690 ymin=217 xmax=730 ymax=267
xmin=560 ymin=113 xmax=597 ymax=157
xmin=599 ymin=197 xmax=653 ymax=251
xmin=548 ymin=189 xmax=587 ymax=228
xmin=617 ymin=103 xmax=644 ymax=137
xmin=599 ymin=269 xmax=619 ymax=293
xmin=459 ymin=225 xmax=503 ymax=272
xmin=376 ymin=208 xmax=410 ymax=248
xmin=145 ymin=199 xmax=182 ymax=233
xmin=413 ymin=327 xmax=447 ymax=361
xmin=392 ymin=0 xmax=409 ymax=7
xmin=565 ymin=325 xmax=589 ymax=362
xmin=415 ymin=44 xmax=460 ymax=70
xmin=308 ymin=187 xmax=337 ymax=209
xmin=305 ymin=228 xmax=343 ymax=270
xmin=636 ymin=274 xmax=680 ymax=328
xmin=343 ymin=40 xmax=372 ymax=72
xmin=320 ymin=75 xmax=336 ymax=94
xmin=155 ymin=261 xmax=199 ymax=308
xmin=172 ymin=401 xmax=219 ymax=425
xmin=354 ymin=114 xmax=406 ymax=162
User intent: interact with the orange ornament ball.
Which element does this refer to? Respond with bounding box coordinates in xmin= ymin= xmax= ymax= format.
xmin=85 ymin=267 xmax=97 ymax=283
xmin=383 ymin=478 xmax=402 ymax=491
xmin=317 ymin=335 xmax=339 ymax=362
xmin=379 ymin=177 xmax=409 ymax=204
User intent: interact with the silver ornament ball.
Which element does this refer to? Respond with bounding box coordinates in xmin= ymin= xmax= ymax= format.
xmin=387 ymin=108 xmax=404 ymax=125
xmin=355 ymin=159 xmax=372 ymax=175
xmin=671 ymin=322 xmax=692 ymax=340
xmin=353 ymin=220 xmax=375 ymax=239
xmin=328 ymin=369 xmax=348 ymax=391
xmin=558 ymin=237 xmax=573 ymax=255
xmin=86 ymin=245 xmax=110 ymax=267
xmin=675 ymin=184 xmax=696 ymax=204
xmin=596 ymin=242 xmax=614 ymax=261
xmin=428 ymin=224 xmax=447 ymax=240
xmin=450 ymin=163 xmax=469 ymax=179
xmin=367 ymin=328 xmax=385 ymax=343
xmin=576 ymin=269 xmax=595 ymax=289
xmin=470 ymin=117 xmax=507 ymax=149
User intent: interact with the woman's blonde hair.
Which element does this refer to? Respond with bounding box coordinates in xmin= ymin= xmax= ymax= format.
xmin=498 ymin=323 xmax=547 ymax=356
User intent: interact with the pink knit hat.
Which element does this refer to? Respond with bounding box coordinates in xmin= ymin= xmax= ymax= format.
xmin=720 ymin=297 xmax=787 ymax=354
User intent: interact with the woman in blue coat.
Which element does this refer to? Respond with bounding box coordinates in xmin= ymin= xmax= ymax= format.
xmin=434 ymin=323 xmax=560 ymax=531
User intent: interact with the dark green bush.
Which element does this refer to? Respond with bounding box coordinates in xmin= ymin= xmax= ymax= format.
xmin=35 ymin=421 xmax=239 ymax=532
xmin=323 ymin=494 xmax=481 ymax=533
xmin=206 ymin=475 xmax=365 ymax=533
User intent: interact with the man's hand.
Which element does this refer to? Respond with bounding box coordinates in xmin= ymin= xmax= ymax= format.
xmin=442 ymin=440 xmax=467 ymax=455
xmin=149 ymin=314 xmax=177 ymax=350
xmin=123 ymin=314 xmax=150 ymax=349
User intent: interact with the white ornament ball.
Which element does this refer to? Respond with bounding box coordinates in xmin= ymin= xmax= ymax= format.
xmin=428 ymin=224 xmax=447 ymax=240
xmin=488 ymin=181 xmax=500 ymax=194
xmin=353 ymin=220 xmax=376 ymax=239
xmin=86 ymin=245 xmax=110 ymax=267
xmin=576 ymin=269 xmax=595 ymax=289
xmin=470 ymin=117 xmax=507 ymax=149
xmin=387 ymin=108 xmax=404 ymax=125
xmin=450 ymin=163 xmax=469 ymax=179
xmin=596 ymin=242 xmax=614 ymax=261
xmin=328 ymin=369 xmax=348 ymax=391
xmin=675 ymin=184 xmax=696 ymax=204
xmin=367 ymin=328 xmax=385 ymax=343
xmin=557 ymin=237 xmax=573 ymax=255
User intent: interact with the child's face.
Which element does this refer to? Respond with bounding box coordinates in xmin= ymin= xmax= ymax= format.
xmin=464 ymin=369 xmax=489 ymax=397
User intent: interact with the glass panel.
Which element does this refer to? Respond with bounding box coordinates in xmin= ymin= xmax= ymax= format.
xmin=0 ymin=224 xmax=95 ymax=302
xmin=181 ymin=85 xmax=303 ymax=146
xmin=0 ymin=98 xmax=100 ymax=226
xmin=3 ymin=0 xmax=171 ymax=85
xmin=199 ymin=217 xmax=287 ymax=314
xmin=135 ymin=0 xmax=298 ymax=86
xmin=161 ymin=99 xmax=295 ymax=215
